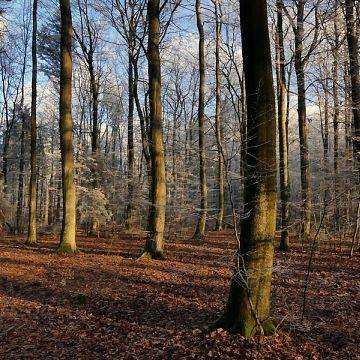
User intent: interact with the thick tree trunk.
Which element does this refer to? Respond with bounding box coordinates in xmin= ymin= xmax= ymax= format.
xmin=57 ymin=0 xmax=77 ymax=255
xmin=27 ymin=0 xmax=38 ymax=244
xmin=141 ymin=0 xmax=166 ymax=259
xmin=216 ymin=0 xmax=277 ymax=338
xmin=276 ymin=0 xmax=290 ymax=251
xmin=214 ymin=0 xmax=224 ymax=231
xmin=294 ymin=0 xmax=311 ymax=240
xmin=345 ymin=0 xmax=360 ymax=165
xmin=193 ymin=0 xmax=208 ymax=240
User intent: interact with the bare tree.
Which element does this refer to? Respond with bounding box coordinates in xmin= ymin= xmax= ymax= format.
xmin=214 ymin=0 xmax=277 ymax=338
xmin=275 ymin=0 xmax=290 ymax=251
xmin=27 ymin=0 xmax=38 ymax=244
xmin=344 ymin=0 xmax=360 ymax=166
xmin=193 ymin=0 xmax=208 ymax=240
xmin=141 ymin=0 xmax=166 ymax=259
xmin=57 ymin=0 xmax=77 ymax=254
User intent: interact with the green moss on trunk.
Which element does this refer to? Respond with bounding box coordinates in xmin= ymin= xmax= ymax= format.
xmin=26 ymin=238 xmax=37 ymax=245
xmin=56 ymin=242 xmax=78 ymax=255
xmin=138 ymin=250 xmax=165 ymax=261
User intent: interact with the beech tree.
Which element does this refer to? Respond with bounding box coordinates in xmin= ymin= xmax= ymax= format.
xmin=193 ymin=0 xmax=208 ymax=240
xmin=275 ymin=0 xmax=290 ymax=251
xmin=57 ymin=0 xmax=77 ymax=254
xmin=213 ymin=0 xmax=224 ymax=231
xmin=214 ymin=0 xmax=277 ymax=337
xmin=27 ymin=0 xmax=38 ymax=244
xmin=345 ymin=0 xmax=360 ymax=165
xmin=141 ymin=0 xmax=166 ymax=259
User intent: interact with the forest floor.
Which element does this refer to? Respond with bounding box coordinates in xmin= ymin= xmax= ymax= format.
xmin=0 ymin=230 xmax=359 ymax=359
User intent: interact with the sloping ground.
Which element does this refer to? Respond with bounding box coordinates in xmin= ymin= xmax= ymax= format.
xmin=0 ymin=230 xmax=359 ymax=359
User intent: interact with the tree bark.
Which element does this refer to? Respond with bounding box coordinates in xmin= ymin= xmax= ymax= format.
xmin=193 ymin=0 xmax=208 ymax=240
xmin=294 ymin=0 xmax=311 ymax=240
xmin=88 ymin=43 xmax=100 ymax=236
xmin=333 ymin=6 xmax=340 ymax=228
xmin=214 ymin=0 xmax=224 ymax=231
xmin=275 ymin=0 xmax=290 ymax=251
xmin=16 ymin=111 xmax=26 ymax=234
xmin=141 ymin=0 xmax=166 ymax=259
xmin=345 ymin=0 xmax=360 ymax=166
xmin=57 ymin=0 xmax=77 ymax=255
xmin=27 ymin=0 xmax=38 ymax=244
xmin=125 ymin=27 xmax=135 ymax=229
xmin=321 ymin=76 xmax=329 ymax=208
xmin=216 ymin=0 xmax=277 ymax=338
xmin=16 ymin=23 xmax=30 ymax=235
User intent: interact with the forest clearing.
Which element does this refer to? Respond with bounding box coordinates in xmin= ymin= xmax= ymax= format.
xmin=0 ymin=231 xmax=359 ymax=359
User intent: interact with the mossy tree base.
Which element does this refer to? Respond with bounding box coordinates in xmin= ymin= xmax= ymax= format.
xmin=208 ymin=315 xmax=277 ymax=338
xmin=192 ymin=231 xmax=206 ymax=241
xmin=138 ymin=250 xmax=165 ymax=261
xmin=56 ymin=242 xmax=78 ymax=255
xmin=26 ymin=238 xmax=37 ymax=245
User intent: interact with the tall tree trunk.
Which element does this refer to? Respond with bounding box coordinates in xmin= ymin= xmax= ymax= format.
xmin=16 ymin=25 xmax=29 ymax=235
xmin=333 ymin=6 xmax=340 ymax=228
xmin=125 ymin=33 xmax=135 ymax=229
xmin=141 ymin=0 xmax=166 ymax=259
xmin=57 ymin=0 xmax=77 ymax=254
xmin=193 ymin=0 xmax=208 ymax=240
xmin=214 ymin=0 xmax=224 ymax=231
xmin=89 ymin=58 xmax=100 ymax=235
xmin=294 ymin=0 xmax=311 ymax=240
xmin=215 ymin=0 xmax=277 ymax=338
xmin=27 ymin=0 xmax=38 ymax=244
xmin=344 ymin=63 xmax=352 ymax=161
xmin=276 ymin=0 xmax=290 ymax=251
xmin=345 ymin=0 xmax=360 ymax=166
xmin=322 ymin=77 xmax=329 ymax=207
xmin=16 ymin=113 xmax=26 ymax=234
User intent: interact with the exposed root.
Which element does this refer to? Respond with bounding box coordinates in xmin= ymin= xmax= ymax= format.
xmin=137 ymin=250 xmax=166 ymax=261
